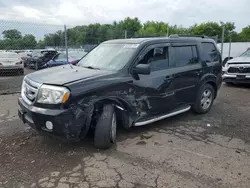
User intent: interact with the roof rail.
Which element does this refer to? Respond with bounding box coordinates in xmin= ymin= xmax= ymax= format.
xmin=169 ymin=34 xmax=209 ymax=38
xmin=131 ymin=35 xmax=166 ymax=38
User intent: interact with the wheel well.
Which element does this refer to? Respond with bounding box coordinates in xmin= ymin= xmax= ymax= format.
xmin=206 ymin=81 xmax=217 ymax=99
xmin=222 ymin=57 xmax=233 ymax=66
xmin=92 ymin=98 xmax=134 ymax=129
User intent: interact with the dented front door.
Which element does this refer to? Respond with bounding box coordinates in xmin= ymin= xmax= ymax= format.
xmin=132 ymin=43 xmax=176 ymax=117
xmin=136 ymin=70 xmax=176 ymax=116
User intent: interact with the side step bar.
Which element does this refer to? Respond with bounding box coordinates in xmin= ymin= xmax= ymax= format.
xmin=134 ymin=106 xmax=191 ymax=126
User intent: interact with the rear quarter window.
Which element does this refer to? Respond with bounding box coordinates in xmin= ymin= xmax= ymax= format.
xmin=202 ymin=42 xmax=219 ymax=62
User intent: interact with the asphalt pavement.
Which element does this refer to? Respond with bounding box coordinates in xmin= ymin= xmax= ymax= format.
xmin=0 ymin=68 xmax=35 ymax=95
xmin=0 ymin=72 xmax=250 ymax=188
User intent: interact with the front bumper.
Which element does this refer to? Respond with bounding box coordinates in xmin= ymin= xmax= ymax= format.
xmin=18 ymin=97 xmax=91 ymax=141
xmin=222 ymin=73 xmax=250 ymax=84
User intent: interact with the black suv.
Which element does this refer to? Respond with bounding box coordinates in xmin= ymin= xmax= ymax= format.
xmin=18 ymin=35 xmax=222 ymax=149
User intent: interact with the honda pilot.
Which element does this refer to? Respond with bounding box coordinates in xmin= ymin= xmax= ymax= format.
xmin=18 ymin=35 xmax=222 ymax=149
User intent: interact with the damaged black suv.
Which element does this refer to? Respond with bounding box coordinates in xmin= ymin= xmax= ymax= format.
xmin=18 ymin=35 xmax=222 ymax=149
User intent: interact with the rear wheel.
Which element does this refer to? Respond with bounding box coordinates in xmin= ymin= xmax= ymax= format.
xmin=94 ymin=104 xmax=117 ymax=149
xmin=192 ymin=84 xmax=215 ymax=114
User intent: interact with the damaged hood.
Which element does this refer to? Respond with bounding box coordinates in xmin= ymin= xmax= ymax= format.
xmin=26 ymin=65 xmax=115 ymax=85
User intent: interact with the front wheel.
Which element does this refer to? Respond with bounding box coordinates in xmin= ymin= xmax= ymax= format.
xmin=192 ymin=84 xmax=215 ymax=114
xmin=94 ymin=104 xmax=117 ymax=149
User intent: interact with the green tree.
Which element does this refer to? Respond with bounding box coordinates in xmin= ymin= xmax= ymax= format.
xmin=22 ymin=34 xmax=37 ymax=49
xmin=84 ymin=24 xmax=102 ymax=44
xmin=44 ymin=34 xmax=54 ymax=46
xmin=120 ymin=17 xmax=142 ymax=38
xmin=37 ymin=40 xmax=45 ymax=49
xmin=220 ymin=22 xmax=237 ymax=42
xmin=44 ymin=31 xmax=63 ymax=47
xmin=191 ymin=22 xmax=221 ymax=38
xmin=2 ymin=29 xmax=22 ymax=40
xmin=138 ymin=21 xmax=168 ymax=36
xmin=239 ymin=25 xmax=250 ymax=42
xmin=168 ymin=25 xmax=191 ymax=35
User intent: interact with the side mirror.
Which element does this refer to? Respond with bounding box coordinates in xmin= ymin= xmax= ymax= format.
xmin=133 ymin=64 xmax=151 ymax=75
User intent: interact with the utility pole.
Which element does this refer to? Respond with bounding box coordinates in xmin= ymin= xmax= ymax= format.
xmin=64 ymin=25 xmax=68 ymax=63
xmin=228 ymin=34 xmax=232 ymax=59
xmin=125 ymin=30 xmax=127 ymax=39
xmin=167 ymin=27 xmax=169 ymax=37
xmin=221 ymin=26 xmax=225 ymax=55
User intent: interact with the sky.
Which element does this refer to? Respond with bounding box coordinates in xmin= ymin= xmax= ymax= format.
xmin=0 ymin=0 xmax=249 ymax=39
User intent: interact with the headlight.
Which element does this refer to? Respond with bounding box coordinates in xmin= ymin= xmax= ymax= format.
xmin=37 ymin=85 xmax=70 ymax=104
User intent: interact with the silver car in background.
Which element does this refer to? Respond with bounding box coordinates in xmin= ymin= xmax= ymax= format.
xmin=0 ymin=52 xmax=24 ymax=75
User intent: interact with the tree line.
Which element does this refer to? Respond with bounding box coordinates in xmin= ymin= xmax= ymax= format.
xmin=0 ymin=17 xmax=250 ymax=50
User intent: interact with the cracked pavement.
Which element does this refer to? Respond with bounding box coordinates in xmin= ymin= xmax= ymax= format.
xmin=0 ymin=83 xmax=250 ymax=188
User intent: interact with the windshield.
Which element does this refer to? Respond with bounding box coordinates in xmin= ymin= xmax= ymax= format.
xmin=77 ymin=43 xmax=139 ymax=70
xmin=240 ymin=49 xmax=250 ymax=57
xmin=54 ymin=53 xmax=66 ymax=60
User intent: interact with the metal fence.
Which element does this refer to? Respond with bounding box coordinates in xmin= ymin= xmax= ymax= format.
xmin=0 ymin=20 xmax=240 ymax=95
xmin=0 ymin=21 xmax=64 ymax=94
xmin=0 ymin=20 xmax=132 ymax=94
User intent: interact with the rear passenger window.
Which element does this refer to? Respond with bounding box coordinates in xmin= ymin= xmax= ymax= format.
xmin=202 ymin=42 xmax=219 ymax=62
xmin=171 ymin=45 xmax=199 ymax=67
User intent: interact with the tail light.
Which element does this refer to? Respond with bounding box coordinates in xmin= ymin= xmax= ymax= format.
xmin=0 ymin=63 xmax=2 ymax=66
xmin=16 ymin=62 xmax=22 ymax=65
xmin=71 ymin=60 xmax=78 ymax=65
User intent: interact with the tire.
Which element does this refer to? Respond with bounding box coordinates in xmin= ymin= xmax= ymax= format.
xmin=192 ymin=84 xmax=215 ymax=114
xmin=94 ymin=104 xmax=117 ymax=149
xmin=18 ymin=69 xmax=24 ymax=75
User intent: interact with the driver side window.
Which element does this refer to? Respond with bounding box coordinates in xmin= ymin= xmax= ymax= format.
xmin=138 ymin=45 xmax=169 ymax=72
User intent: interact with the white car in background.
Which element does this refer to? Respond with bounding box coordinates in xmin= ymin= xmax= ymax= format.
xmin=0 ymin=52 xmax=24 ymax=75
xmin=222 ymin=48 xmax=250 ymax=84
xmin=217 ymin=42 xmax=250 ymax=65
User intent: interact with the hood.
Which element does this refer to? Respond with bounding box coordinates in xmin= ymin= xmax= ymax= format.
xmin=27 ymin=64 xmax=114 ymax=85
xmin=228 ymin=56 xmax=250 ymax=64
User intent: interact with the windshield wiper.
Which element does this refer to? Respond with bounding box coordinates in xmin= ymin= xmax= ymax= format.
xmin=83 ymin=66 xmax=100 ymax=70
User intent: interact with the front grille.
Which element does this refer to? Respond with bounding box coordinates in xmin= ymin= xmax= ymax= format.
xmin=228 ymin=67 xmax=250 ymax=74
xmin=21 ymin=77 xmax=41 ymax=104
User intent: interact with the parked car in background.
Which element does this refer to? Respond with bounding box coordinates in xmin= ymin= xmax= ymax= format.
xmin=217 ymin=42 xmax=250 ymax=66
xmin=222 ymin=47 xmax=250 ymax=84
xmin=27 ymin=49 xmax=58 ymax=70
xmin=19 ymin=52 xmax=32 ymax=67
xmin=46 ymin=51 xmax=87 ymax=67
xmin=0 ymin=51 xmax=24 ymax=75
